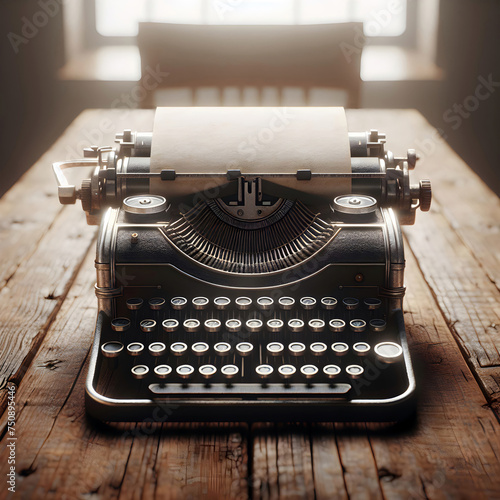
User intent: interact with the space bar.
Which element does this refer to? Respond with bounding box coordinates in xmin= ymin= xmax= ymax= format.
xmin=149 ymin=382 xmax=352 ymax=397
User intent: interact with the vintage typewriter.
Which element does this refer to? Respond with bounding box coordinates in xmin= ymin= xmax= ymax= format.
xmin=53 ymin=107 xmax=431 ymax=422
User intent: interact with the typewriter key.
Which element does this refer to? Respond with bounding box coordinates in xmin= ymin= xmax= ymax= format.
xmin=257 ymin=296 xmax=274 ymax=310
xmin=343 ymin=297 xmax=359 ymax=310
xmin=225 ymin=319 xmax=242 ymax=332
xmin=214 ymin=342 xmax=232 ymax=356
xmin=310 ymin=342 xmax=327 ymax=355
xmin=154 ymin=364 xmax=172 ymax=379
xmin=246 ymin=319 xmax=263 ymax=333
xmin=267 ymin=319 xmax=284 ymax=333
xmin=300 ymin=297 xmax=316 ymax=310
xmin=126 ymin=298 xmax=143 ymax=310
xmin=364 ymin=297 xmax=382 ymax=310
xmin=127 ymin=342 xmax=144 ymax=356
xmin=353 ymin=342 xmax=371 ymax=355
xmin=323 ymin=364 xmax=341 ymax=379
xmin=101 ymin=341 xmax=124 ymax=358
xmin=170 ymin=296 xmax=187 ymax=310
xmin=162 ymin=319 xmax=179 ymax=332
xmin=278 ymin=364 xmax=296 ymax=379
xmin=204 ymin=319 xmax=221 ymax=333
xmin=199 ymin=364 xmax=217 ymax=379
xmin=170 ymin=342 xmax=188 ymax=356
xmin=321 ymin=297 xmax=338 ymax=310
xmin=221 ymin=365 xmax=239 ymax=379
xmin=192 ymin=342 xmax=210 ymax=356
xmin=131 ymin=365 xmax=149 ymax=379
xmin=374 ymin=342 xmax=403 ymax=363
xmin=369 ymin=319 xmax=387 ymax=332
xmin=214 ymin=296 xmax=231 ymax=310
xmin=288 ymin=342 xmax=306 ymax=356
xmin=308 ymin=319 xmax=325 ymax=332
xmin=350 ymin=319 xmax=366 ymax=333
xmin=266 ymin=342 xmax=284 ymax=356
xmin=288 ymin=319 xmax=304 ymax=333
xmin=149 ymin=297 xmax=166 ymax=310
xmin=192 ymin=296 xmax=209 ymax=310
xmin=235 ymin=296 xmax=252 ymax=310
xmin=183 ymin=319 xmax=200 ymax=332
xmin=329 ymin=319 xmax=346 ymax=333
xmin=111 ymin=317 xmax=131 ymax=332
xmin=331 ymin=342 xmax=349 ymax=355
xmin=236 ymin=342 xmax=254 ymax=356
xmin=256 ymin=364 xmax=273 ymax=379
xmin=278 ymin=296 xmax=295 ymax=310
xmin=140 ymin=319 xmax=156 ymax=333
xmin=148 ymin=342 xmax=166 ymax=356
xmin=346 ymin=365 xmax=364 ymax=379
xmin=300 ymin=364 xmax=319 ymax=379
xmin=176 ymin=364 xmax=194 ymax=380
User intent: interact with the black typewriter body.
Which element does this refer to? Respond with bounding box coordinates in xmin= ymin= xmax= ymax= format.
xmin=53 ymin=107 xmax=431 ymax=422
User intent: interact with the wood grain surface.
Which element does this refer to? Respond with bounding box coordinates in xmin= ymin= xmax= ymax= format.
xmin=0 ymin=109 xmax=499 ymax=499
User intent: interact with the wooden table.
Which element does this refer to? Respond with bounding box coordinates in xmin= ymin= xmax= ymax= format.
xmin=0 ymin=109 xmax=499 ymax=499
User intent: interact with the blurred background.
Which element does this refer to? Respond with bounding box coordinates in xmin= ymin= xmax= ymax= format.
xmin=1 ymin=0 xmax=499 ymax=198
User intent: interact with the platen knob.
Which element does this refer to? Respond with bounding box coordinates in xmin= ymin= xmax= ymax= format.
xmin=419 ymin=179 xmax=432 ymax=212
xmin=80 ymin=179 xmax=92 ymax=212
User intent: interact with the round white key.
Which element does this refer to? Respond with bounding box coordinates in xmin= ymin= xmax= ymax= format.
xmin=226 ymin=319 xmax=242 ymax=332
xmin=332 ymin=342 xmax=349 ymax=355
xmin=323 ymin=364 xmax=341 ymax=379
xmin=126 ymin=298 xmax=143 ymax=310
xmin=300 ymin=297 xmax=316 ymax=309
xmin=246 ymin=319 xmax=263 ymax=333
xmin=235 ymin=296 xmax=252 ymax=310
xmin=221 ymin=364 xmax=239 ymax=379
xmin=183 ymin=319 xmax=200 ymax=332
xmin=204 ymin=319 xmax=221 ymax=333
xmin=266 ymin=342 xmax=284 ymax=356
xmin=278 ymin=296 xmax=295 ymax=310
xmin=101 ymin=341 xmax=123 ymax=358
xmin=321 ymin=297 xmax=338 ymax=310
xmin=346 ymin=364 xmax=364 ymax=379
xmin=170 ymin=296 xmax=187 ymax=310
xmin=288 ymin=319 xmax=304 ymax=333
xmin=176 ymin=364 xmax=194 ymax=380
xmin=154 ymin=364 xmax=172 ymax=379
xmin=256 ymin=364 xmax=273 ymax=379
xmin=257 ymin=296 xmax=274 ymax=310
xmin=149 ymin=297 xmax=166 ymax=310
xmin=300 ymin=364 xmax=319 ymax=379
xmin=350 ymin=319 xmax=366 ymax=333
xmin=140 ymin=319 xmax=156 ymax=333
xmin=374 ymin=342 xmax=403 ymax=363
xmin=148 ymin=342 xmax=166 ymax=356
xmin=329 ymin=319 xmax=345 ymax=333
xmin=199 ymin=364 xmax=217 ymax=379
xmin=310 ymin=342 xmax=327 ymax=355
xmin=236 ymin=342 xmax=254 ymax=356
xmin=192 ymin=342 xmax=210 ymax=356
xmin=127 ymin=342 xmax=144 ymax=356
xmin=111 ymin=317 xmax=130 ymax=332
xmin=214 ymin=342 xmax=232 ymax=356
xmin=162 ymin=319 xmax=179 ymax=332
xmin=131 ymin=365 xmax=149 ymax=379
xmin=170 ymin=342 xmax=188 ymax=356
xmin=308 ymin=319 xmax=325 ymax=332
xmin=353 ymin=342 xmax=371 ymax=355
xmin=267 ymin=319 xmax=284 ymax=333
xmin=214 ymin=296 xmax=231 ymax=310
xmin=192 ymin=296 xmax=209 ymax=310
xmin=278 ymin=364 xmax=296 ymax=379
xmin=289 ymin=342 xmax=306 ymax=356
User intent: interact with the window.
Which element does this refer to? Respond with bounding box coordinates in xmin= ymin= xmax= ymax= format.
xmin=95 ymin=0 xmax=407 ymax=38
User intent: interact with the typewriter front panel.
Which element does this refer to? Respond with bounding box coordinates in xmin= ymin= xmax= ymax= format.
xmin=86 ymin=199 xmax=415 ymax=422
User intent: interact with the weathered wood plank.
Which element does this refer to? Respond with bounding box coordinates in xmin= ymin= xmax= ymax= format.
xmin=0 ymin=251 xmax=249 ymax=499
xmin=0 ymin=109 xmax=155 ymax=291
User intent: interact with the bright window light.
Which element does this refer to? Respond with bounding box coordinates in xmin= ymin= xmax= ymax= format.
xmin=96 ymin=0 xmax=406 ymax=37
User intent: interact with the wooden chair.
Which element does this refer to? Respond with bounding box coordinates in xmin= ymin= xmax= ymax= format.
xmin=137 ymin=22 xmax=364 ymax=108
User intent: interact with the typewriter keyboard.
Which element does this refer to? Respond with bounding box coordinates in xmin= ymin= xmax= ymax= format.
xmin=95 ymin=293 xmax=409 ymax=403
